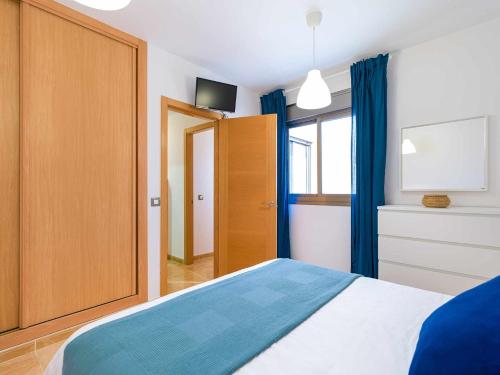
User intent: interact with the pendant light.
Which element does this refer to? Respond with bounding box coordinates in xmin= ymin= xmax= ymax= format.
xmin=73 ymin=0 xmax=132 ymax=11
xmin=297 ymin=11 xmax=331 ymax=110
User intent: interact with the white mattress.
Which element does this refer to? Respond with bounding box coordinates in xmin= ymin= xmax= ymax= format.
xmin=45 ymin=260 xmax=450 ymax=375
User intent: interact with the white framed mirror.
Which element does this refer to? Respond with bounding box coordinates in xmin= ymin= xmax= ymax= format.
xmin=400 ymin=116 xmax=488 ymax=191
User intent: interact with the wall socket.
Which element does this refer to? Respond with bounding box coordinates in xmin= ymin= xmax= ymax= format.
xmin=150 ymin=197 xmax=161 ymax=207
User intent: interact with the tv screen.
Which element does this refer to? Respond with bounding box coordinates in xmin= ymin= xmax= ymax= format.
xmin=195 ymin=78 xmax=237 ymax=113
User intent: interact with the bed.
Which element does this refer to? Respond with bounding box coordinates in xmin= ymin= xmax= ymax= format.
xmin=46 ymin=259 xmax=451 ymax=375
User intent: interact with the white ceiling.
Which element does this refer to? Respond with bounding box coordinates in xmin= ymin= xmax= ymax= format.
xmin=56 ymin=0 xmax=500 ymax=93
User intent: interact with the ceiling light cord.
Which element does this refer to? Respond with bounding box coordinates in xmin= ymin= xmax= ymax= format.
xmin=312 ymin=26 xmax=316 ymax=68
xmin=297 ymin=10 xmax=331 ymax=110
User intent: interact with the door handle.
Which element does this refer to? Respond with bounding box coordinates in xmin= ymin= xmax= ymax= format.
xmin=263 ymin=200 xmax=278 ymax=208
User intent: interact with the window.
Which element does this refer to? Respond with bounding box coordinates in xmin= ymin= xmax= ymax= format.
xmin=289 ymin=124 xmax=317 ymax=194
xmin=288 ymin=110 xmax=351 ymax=206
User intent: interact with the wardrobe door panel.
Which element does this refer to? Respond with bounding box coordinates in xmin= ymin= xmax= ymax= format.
xmin=21 ymin=4 xmax=137 ymax=327
xmin=0 ymin=0 xmax=20 ymax=334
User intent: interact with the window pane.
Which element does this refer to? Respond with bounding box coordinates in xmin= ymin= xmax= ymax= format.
xmin=321 ymin=117 xmax=351 ymax=194
xmin=289 ymin=124 xmax=317 ymax=194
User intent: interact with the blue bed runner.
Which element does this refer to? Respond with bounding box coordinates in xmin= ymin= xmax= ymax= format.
xmin=63 ymin=259 xmax=359 ymax=375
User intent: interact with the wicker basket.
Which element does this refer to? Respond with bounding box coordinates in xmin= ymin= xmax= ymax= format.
xmin=422 ymin=194 xmax=450 ymax=208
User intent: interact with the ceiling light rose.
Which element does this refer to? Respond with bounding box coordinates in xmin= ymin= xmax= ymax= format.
xmin=297 ymin=11 xmax=331 ymax=110
xmin=73 ymin=0 xmax=132 ymax=11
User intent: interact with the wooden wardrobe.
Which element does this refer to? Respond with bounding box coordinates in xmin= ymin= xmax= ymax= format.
xmin=0 ymin=0 xmax=147 ymax=349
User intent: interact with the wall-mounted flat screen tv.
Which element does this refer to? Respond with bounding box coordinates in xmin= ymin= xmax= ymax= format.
xmin=195 ymin=77 xmax=237 ymax=113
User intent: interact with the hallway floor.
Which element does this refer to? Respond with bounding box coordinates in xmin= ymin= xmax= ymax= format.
xmin=166 ymin=254 xmax=214 ymax=294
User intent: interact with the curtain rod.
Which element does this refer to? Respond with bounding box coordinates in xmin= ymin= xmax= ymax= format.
xmin=284 ymin=53 xmax=392 ymax=94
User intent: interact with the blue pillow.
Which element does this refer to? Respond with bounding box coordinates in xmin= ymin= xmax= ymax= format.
xmin=409 ymin=276 xmax=500 ymax=375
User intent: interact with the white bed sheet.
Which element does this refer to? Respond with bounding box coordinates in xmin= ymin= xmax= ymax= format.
xmin=45 ymin=260 xmax=450 ymax=375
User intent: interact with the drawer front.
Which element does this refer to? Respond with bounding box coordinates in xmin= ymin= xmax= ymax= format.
xmin=378 ymin=210 xmax=500 ymax=248
xmin=379 ymin=236 xmax=500 ymax=279
xmin=379 ymin=261 xmax=484 ymax=295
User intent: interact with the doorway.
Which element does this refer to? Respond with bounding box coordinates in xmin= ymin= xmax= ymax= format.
xmin=160 ymin=97 xmax=221 ymax=296
xmin=185 ymin=124 xmax=215 ymax=265
xmin=160 ymin=97 xmax=278 ymax=297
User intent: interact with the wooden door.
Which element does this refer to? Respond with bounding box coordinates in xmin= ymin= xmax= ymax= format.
xmin=0 ymin=0 xmax=20 ymax=333
xmin=218 ymin=115 xmax=277 ymax=275
xmin=21 ymin=4 xmax=137 ymax=327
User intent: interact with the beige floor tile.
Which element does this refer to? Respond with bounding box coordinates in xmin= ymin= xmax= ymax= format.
xmin=36 ymin=326 xmax=79 ymax=351
xmin=190 ymin=265 xmax=214 ymax=281
xmin=0 ymin=353 xmax=43 ymax=375
xmin=0 ymin=342 xmax=36 ymax=364
xmin=166 ymin=255 xmax=214 ymax=294
xmin=35 ymin=341 xmax=64 ymax=370
xmin=166 ymin=282 xmax=202 ymax=295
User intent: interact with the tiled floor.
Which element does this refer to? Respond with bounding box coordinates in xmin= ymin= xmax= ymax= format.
xmin=0 ymin=255 xmax=214 ymax=375
xmin=0 ymin=325 xmax=81 ymax=375
xmin=166 ymin=255 xmax=215 ymax=294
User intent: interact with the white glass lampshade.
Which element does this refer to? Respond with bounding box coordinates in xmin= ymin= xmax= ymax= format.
xmin=402 ymin=139 xmax=417 ymax=155
xmin=297 ymin=69 xmax=331 ymax=110
xmin=73 ymin=0 xmax=131 ymax=10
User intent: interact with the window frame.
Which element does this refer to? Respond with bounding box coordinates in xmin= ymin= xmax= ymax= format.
xmin=289 ymin=135 xmax=313 ymax=194
xmin=288 ymin=108 xmax=352 ymax=206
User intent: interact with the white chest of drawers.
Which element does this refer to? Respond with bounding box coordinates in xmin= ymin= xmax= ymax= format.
xmin=378 ymin=205 xmax=500 ymax=295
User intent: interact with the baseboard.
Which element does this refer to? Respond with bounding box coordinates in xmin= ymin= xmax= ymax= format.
xmin=193 ymin=252 xmax=214 ymax=260
xmin=167 ymin=254 xmax=185 ymax=264
xmin=168 ymin=253 xmax=213 ymax=265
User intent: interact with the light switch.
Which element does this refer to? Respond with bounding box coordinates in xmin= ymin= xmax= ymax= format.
xmin=150 ymin=197 xmax=161 ymax=207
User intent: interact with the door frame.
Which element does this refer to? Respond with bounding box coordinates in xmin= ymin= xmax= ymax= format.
xmin=160 ymin=97 xmax=222 ymax=296
xmin=184 ymin=123 xmax=217 ymax=266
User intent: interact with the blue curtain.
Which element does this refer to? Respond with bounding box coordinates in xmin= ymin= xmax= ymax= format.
xmin=260 ymin=89 xmax=291 ymax=259
xmin=350 ymin=54 xmax=388 ymax=278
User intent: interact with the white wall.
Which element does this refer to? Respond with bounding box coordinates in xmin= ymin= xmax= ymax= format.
xmin=285 ymin=70 xmax=352 ymax=272
xmin=148 ymin=44 xmax=260 ymax=299
xmin=386 ymin=17 xmax=500 ymax=207
xmin=167 ymin=112 xmax=206 ymax=260
xmin=289 ymin=205 xmax=351 ymax=272
xmin=193 ymin=129 xmax=215 ymax=256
